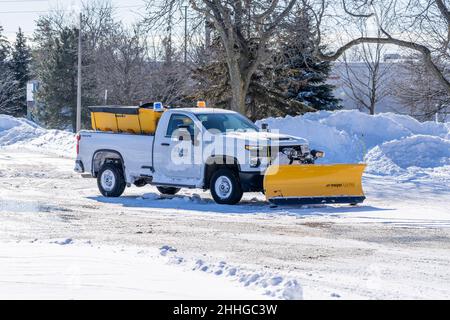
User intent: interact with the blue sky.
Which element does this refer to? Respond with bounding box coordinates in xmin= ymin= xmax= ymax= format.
xmin=0 ymin=0 xmax=145 ymax=41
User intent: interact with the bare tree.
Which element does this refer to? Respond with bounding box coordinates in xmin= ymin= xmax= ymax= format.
xmin=190 ymin=0 xmax=297 ymax=114
xmin=32 ymin=1 xmax=162 ymax=128
xmin=307 ymin=0 xmax=450 ymax=96
xmin=339 ymin=42 xmax=392 ymax=115
xmin=391 ymin=59 xmax=450 ymax=121
xmin=145 ymin=0 xmax=297 ymax=114
xmin=95 ymin=25 xmax=153 ymax=105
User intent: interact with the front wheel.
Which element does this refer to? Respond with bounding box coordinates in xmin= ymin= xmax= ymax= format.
xmin=97 ymin=163 xmax=126 ymax=197
xmin=210 ymin=168 xmax=243 ymax=205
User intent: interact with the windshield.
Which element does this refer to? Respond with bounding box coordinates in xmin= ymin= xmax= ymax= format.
xmin=196 ymin=113 xmax=259 ymax=133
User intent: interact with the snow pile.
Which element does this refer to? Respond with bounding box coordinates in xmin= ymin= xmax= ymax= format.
xmin=0 ymin=115 xmax=75 ymax=157
xmin=262 ymin=115 xmax=362 ymax=163
xmin=258 ymin=110 xmax=450 ymax=175
xmin=366 ymin=135 xmax=450 ymax=175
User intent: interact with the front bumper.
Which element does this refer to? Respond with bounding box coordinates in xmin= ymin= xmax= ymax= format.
xmin=239 ymin=172 xmax=264 ymax=192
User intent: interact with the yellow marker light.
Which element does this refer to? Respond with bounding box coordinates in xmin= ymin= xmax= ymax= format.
xmin=197 ymin=101 xmax=206 ymax=108
xmin=245 ymin=145 xmax=263 ymax=151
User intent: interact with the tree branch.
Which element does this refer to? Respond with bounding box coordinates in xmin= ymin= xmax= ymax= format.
xmin=254 ymin=0 xmax=280 ymax=22
xmin=342 ymin=0 xmax=374 ymax=18
xmin=317 ymin=36 xmax=450 ymax=92
xmin=435 ymin=0 xmax=450 ymax=25
xmin=261 ymin=0 xmax=297 ymax=36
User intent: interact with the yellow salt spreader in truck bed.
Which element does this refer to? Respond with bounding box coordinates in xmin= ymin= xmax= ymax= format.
xmin=89 ymin=102 xmax=165 ymax=135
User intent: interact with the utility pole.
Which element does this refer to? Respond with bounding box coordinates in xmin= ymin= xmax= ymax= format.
xmin=184 ymin=5 xmax=188 ymax=64
xmin=76 ymin=13 xmax=82 ymax=132
xmin=104 ymin=89 xmax=108 ymax=105
xmin=205 ymin=17 xmax=211 ymax=49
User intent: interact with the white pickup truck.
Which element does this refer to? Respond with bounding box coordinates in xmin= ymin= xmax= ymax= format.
xmin=75 ymin=107 xmax=323 ymax=205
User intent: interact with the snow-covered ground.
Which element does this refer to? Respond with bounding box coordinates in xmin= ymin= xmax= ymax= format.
xmin=0 ymin=111 xmax=449 ymax=300
xmin=0 ymin=241 xmax=272 ymax=300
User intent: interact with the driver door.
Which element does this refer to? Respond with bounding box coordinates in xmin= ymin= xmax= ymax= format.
xmin=153 ymin=113 xmax=202 ymax=184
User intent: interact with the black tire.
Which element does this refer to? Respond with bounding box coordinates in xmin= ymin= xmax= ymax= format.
xmin=157 ymin=186 xmax=181 ymax=195
xmin=97 ymin=163 xmax=126 ymax=197
xmin=210 ymin=168 xmax=243 ymax=205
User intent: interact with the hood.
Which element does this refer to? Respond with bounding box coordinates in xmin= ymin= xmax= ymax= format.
xmin=221 ymin=131 xmax=308 ymax=146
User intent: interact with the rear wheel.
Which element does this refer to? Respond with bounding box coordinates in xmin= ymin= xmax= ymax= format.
xmin=97 ymin=163 xmax=126 ymax=197
xmin=210 ymin=168 xmax=243 ymax=205
xmin=157 ymin=186 xmax=181 ymax=195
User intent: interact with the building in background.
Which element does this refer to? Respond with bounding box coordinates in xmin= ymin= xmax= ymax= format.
xmin=328 ymin=62 xmax=405 ymax=114
xmin=327 ymin=54 xmax=419 ymax=115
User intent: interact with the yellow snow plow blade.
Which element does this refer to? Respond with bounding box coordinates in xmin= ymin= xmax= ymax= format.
xmin=264 ymin=164 xmax=366 ymax=205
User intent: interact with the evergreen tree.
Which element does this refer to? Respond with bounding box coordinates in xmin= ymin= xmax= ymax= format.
xmin=0 ymin=26 xmax=10 ymax=69
xmin=274 ymin=11 xmax=341 ymax=112
xmin=0 ymin=26 xmax=21 ymax=116
xmin=34 ymin=26 xmax=78 ymax=129
xmin=9 ymin=28 xmax=32 ymax=116
xmin=0 ymin=72 xmax=21 ymax=115
xmin=191 ymin=38 xmax=305 ymax=120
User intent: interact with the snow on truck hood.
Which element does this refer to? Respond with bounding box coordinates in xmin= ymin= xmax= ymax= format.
xmin=222 ymin=131 xmax=308 ymax=145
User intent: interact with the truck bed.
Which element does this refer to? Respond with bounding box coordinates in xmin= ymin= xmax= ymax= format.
xmin=78 ymin=130 xmax=154 ymax=180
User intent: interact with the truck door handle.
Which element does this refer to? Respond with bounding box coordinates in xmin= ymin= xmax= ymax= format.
xmin=161 ymin=143 xmax=170 ymax=146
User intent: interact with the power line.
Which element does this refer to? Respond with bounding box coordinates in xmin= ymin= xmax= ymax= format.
xmin=3 ymin=30 xmax=35 ymax=34
xmin=0 ymin=10 xmax=52 ymax=14
xmin=0 ymin=0 xmax=48 ymax=2
xmin=0 ymin=5 xmax=143 ymax=14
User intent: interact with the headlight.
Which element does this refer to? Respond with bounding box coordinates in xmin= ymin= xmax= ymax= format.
xmin=300 ymin=145 xmax=310 ymax=154
xmin=311 ymin=150 xmax=325 ymax=158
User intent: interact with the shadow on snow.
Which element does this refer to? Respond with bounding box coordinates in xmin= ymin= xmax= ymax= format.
xmin=87 ymin=192 xmax=392 ymax=216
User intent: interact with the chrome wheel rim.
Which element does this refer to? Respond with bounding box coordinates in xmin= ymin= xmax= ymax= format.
xmin=215 ymin=176 xmax=232 ymax=199
xmin=100 ymin=169 xmax=115 ymax=191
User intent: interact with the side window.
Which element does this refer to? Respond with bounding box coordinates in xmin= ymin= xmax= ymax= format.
xmin=166 ymin=114 xmax=194 ymax=137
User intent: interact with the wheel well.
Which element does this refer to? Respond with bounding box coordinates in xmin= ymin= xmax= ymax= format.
xmin=92 ymin=150 xmax=124 ymax=177
xmin=204 ymin=156 xmax=240 ymax=189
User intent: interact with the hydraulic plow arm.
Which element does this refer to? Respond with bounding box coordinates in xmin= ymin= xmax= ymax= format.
xmin=263 ymin=164 xmax=366 ymax=205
